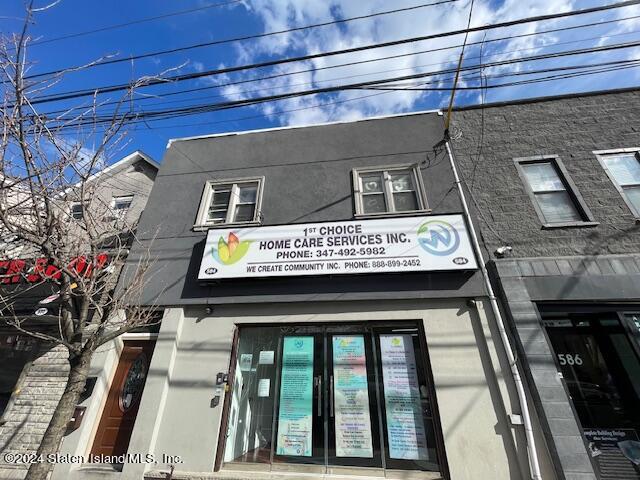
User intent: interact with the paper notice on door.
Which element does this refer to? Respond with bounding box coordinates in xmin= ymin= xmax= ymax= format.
xmin=259 ymin=350 xmax=274 ymax=365
xmin=258 ymin=378 xmax=270 ymax=398
xmin=276 ymin=337 xmax=314 ymax=457
xmin=239 ymin=353 xmax=253 ymax=371
xmin=380 ymin=334 xmax=429 ymax=461
xmin=332 ymin=335 xmax=373 ymax=458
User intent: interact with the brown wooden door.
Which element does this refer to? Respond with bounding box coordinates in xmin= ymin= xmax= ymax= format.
xmin=91 ymin=340 xmax=155 ymax=459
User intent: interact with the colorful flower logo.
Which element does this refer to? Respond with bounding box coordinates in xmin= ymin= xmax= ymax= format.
xmin=212 ymin=232 xmax=252 ymax=265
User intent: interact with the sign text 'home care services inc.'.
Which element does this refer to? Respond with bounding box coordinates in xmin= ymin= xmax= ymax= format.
xmin=198 ymin=214 xmax=477 ymax=280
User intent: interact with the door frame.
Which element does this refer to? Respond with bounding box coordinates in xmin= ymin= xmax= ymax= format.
xmin=216 ymin=320 xmax=450 ymax=477
xmin=85 ymin=334 xmax=158 ymax=461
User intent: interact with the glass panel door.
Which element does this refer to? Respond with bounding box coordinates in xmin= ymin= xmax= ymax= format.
xmin=373 ymin=326 xmax=441 ymax=471
xmin=326 ymin=329 xmax=383 ymax=467
xmin=272 ymin=327 xmax=325 ymax=465
xmin=224 ymin=326 xmax=281 ymax=464
xmin=224 ymin=323 xmax=443 ymax=474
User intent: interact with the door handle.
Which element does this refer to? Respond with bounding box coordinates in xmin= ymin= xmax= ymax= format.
xmin=329 ymin=375 xmax=334 ymax=418
xmin=315 ymin=376 xmax=322 ymax=417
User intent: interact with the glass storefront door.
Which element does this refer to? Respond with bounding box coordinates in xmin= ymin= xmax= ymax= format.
xmin=223 ymin=323 xmax=443 ymax=474
xmin=544 ymin=314 xmax=640 ymax=478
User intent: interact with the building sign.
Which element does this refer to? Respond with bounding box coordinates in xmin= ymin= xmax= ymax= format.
xmin=380 ymin=334 xmax=429 ymax=461
xmin=0 ymin=254 xmax=108 ymax=285
xmin=332 ymin=335 xmax=373 ymax=458
xmin=198 ymin=215 xmax=476 ymax=280
xmin=276 ymin=336 xmax=314 ymax=457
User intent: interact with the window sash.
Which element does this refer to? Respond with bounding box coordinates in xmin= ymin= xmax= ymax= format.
xmin=622 ymin=185 xmax=640 ymax=216
xmin=602 ymin=153 xmax=640 ymax=187
xmin=518 ymin=159 xmax=586 ymax=224
xmin=356 ymin=168 xmax=423 ymax=214
xmin=533 ymin=191 xmax=582 ymax=224
xmin=205 ymin=181 xmax=259 ymax=225
xmin=600 ymin=152 xmax=640 ymax=217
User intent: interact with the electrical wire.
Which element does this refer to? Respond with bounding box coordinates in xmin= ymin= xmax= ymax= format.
xmin=24 ymin=0 xmax=246 ymax=48
xmin=47 ymin=61 xmax=640 ymax=137
xmin=35 ymin=14 xmax=640 ymax=119
xmin=23 ymin=0 xmax=640 ymax=106
xmin=25 ymin=0 xmax=461 ymax=79
xmin=43 ymin=39 xmax=640 ymax=129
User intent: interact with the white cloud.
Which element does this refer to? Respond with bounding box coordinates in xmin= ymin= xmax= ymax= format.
xmin=214 ymin=0 xmax=639 ymax=125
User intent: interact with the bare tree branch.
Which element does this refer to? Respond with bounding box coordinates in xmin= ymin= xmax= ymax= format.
xmin=0 ymin=9 xmax=165 ymax=480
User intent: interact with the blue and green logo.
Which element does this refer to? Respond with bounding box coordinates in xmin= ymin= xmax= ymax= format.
xmin=417 ymin=220 xmax=460 ymax=256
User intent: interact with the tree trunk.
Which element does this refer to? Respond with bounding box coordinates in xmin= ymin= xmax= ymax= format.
xmin=26 ymin=347 xmax=93 ymax=480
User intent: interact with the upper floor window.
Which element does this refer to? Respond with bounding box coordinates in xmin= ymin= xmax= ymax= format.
xmin=70 ymin=202 xmax=85 ymax=220
xmin=110 ymin=195 xmax=134 ymax=219
xmin=195 ymin=177 xmax=264 ymax=228
xmin=515 ymin=156 xmax=595 ymax=227
xmin=596 ymin=149 xmax=640 ymax=218
xmin=352 ymin=165 xmax=427 ymax=216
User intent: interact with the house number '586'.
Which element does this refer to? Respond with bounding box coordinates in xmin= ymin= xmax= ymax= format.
xmin=557 ymin=354 xmax=583 ymax=366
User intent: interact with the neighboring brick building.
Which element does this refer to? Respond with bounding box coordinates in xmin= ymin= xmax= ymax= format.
xmin=0 ymin=151 xmax=158 ymax=480
xmin=451 ymin=87 xmax=640 ymax=480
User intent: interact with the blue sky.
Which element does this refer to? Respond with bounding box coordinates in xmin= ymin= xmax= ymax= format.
xmin=2 ymin=0 xmax=640 ymax=162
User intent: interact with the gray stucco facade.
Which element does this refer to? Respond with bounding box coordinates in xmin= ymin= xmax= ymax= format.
xmin=51 ymin=112 xmax=557 ymax=480
xmin=451 ymin=88 xmax=640 ymax=480
xmin=129 ymin=113 xmax=485 ymax=305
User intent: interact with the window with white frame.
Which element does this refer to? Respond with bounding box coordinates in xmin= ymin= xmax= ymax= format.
xmin=515 ymin=157 xmax=593 ymax=226
xmin=196 ymin=178 xmax=263 ymax=227
xmin=353 ymin=166 xmax=427 ymax=215
xmin=110 ymin=195 xmax=134 ymax=219
xmin=598 ymin=151 xmax=640 ymax=218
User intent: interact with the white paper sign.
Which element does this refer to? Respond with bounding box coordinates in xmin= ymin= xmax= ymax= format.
xmin=380 ymin=334 xmax=429 ymax=461
xmin=259 ymin=350 xmax=274 ymax=365
xmin=198 ymin=215 xmax=477 ymax=280
xmin=258 ymin=378 xmax=270 ymax=398
xmin=239 ymin=353 xmax=253 ymax=371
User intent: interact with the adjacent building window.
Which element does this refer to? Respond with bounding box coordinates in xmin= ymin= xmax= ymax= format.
xmin=515 ymin=156 xmax=594 ymax=226
xmin=352 ymin=165 xmax=427 ymax=216
xmin=596 ymin=150 xmax=640 ymax=218
xmin=70 ymin=202 xmax=85 ymax=220
xmin=110 ymin=195 xmax=134 ymax=219
xmin=195 ymin=178 xmax=264 ymax=228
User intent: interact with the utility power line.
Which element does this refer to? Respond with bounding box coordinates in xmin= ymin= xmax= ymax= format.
xmin=26 ymin=0 xmax=460 ymax=79
xmin=47 ymin=40 xmax=640 ymax=129
xmin=37 ymin=13 xmax=640 ymax=119
xmin=25 ymin=0 xmax=640 ymax=106
xmin=130 ymin=62 xmax=639 ymax=138
xmin=25 ymin=0 xmax=245 ymax=48
xmin=50 ymin=61 xmax=639 ymax=138
xmin=132 ymin=60 xmax=640 ymax=130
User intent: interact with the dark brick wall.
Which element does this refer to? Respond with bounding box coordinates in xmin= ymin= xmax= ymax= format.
xmin=451 ymin=89 xmax=640 ymax=260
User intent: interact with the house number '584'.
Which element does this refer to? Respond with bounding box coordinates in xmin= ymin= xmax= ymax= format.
xmin=557 ymin=354 xmax=583 ymax=366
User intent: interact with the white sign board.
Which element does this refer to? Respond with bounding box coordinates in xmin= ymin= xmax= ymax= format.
xmin=198 ymin=215 xmax=476 ymax=280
